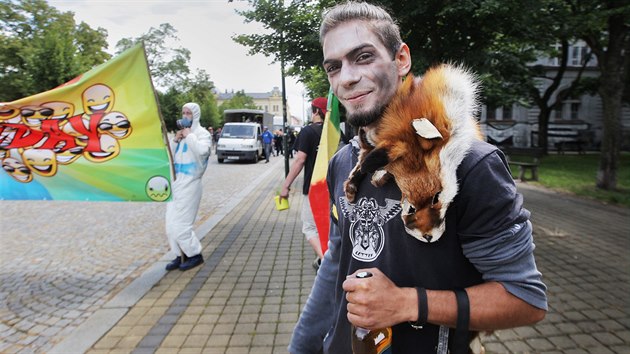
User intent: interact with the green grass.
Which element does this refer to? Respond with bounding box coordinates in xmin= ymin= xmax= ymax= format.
xmin=508 ymin=152 xmax=630 ymax=208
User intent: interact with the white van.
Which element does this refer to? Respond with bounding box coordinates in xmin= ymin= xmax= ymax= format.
xmin=216 ymin=122 xmax=263 ymax=163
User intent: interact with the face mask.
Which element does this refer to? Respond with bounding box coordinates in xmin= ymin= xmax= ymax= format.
xmin=177 ymin=117 xmax=192 ymax=130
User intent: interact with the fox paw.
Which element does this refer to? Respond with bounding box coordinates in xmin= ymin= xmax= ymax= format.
xmin=344 ymin=180 xmax=358 ymax=202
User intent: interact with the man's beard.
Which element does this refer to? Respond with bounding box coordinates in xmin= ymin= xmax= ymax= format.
xmin=346 ymin=103 xmax=387 ymax=128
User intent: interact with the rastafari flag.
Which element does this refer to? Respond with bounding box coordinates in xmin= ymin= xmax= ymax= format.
xmin=308 ymin=89 xmax=340 ymax=253
xmin=0 ymin=44 xmax=173 ymax=201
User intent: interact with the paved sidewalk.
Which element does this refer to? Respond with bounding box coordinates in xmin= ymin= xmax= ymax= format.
xmin=10 ymin=165 xmax=630 ymax=353
xmin=482 ymin=183 xmax=630 ymax=353
xmin=56 ymin=164 xmax=313 ymax=354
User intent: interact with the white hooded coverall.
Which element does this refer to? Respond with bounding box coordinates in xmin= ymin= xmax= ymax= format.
xmin=165 ymin=102 xmax=212 ymax=258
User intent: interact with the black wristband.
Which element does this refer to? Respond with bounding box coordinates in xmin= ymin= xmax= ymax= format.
xmin=453 ymin=288 xmax=470 ymax=354
xmin=410 ymin=287 xmax=428 ymax=329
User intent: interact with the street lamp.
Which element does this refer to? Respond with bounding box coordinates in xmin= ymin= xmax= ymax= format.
xmin=280 ymin=31 xmax=289 ymax=177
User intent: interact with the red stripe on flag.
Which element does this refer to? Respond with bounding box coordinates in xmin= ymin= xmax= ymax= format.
xmin=309 ymin=181 xmax=330 ymax=253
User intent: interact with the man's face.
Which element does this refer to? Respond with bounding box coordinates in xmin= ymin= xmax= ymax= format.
xmin=182 ymin=107 xmax=193 ymax=119
xmin=322 ymin=20 xmax=406 ymax=127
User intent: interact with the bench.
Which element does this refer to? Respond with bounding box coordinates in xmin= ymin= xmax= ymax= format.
xmin=555 ymin=140 xmax=586 ymax=154
xmin=500 ymin=147 xmax=544 ymax=182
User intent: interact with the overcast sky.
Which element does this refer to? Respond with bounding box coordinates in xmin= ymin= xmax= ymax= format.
xmin=48 ymin=0 xmax=310 ymax=120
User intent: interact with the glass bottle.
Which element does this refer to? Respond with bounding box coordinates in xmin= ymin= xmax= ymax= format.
xmin=350 ymin=271 xmax=392 ymax=354
xmin=351 ymin=325 xmax=392 ymax=354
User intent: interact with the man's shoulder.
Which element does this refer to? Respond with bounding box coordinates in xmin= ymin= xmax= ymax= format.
xmin=301 ymin=123 xmax=322 ymax=134
xmin=458 ymin=140 xmax=501 ymax=175
xmin=329 ymin=141 xmax=358 ymax=172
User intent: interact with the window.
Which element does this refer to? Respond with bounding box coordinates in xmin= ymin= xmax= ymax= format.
xmin=502 ymin=105 xmax=513 ymax=120
xmin=486 ymin=104 xmax=496 ymax=120
xmin=553 ymin=103 xmax=563 ymax=121
xmin=549 ymin=43 xmax=561 ymax=66
xmin=570 ymin=101 xmax=580 ymax=120
xmin=570 ymin=44 xmax=589 ymax=66
xmin=570 ymin=46 xmax=580 ymax=66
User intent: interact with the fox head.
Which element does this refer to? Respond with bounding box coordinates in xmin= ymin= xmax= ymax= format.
xmin=370 ymin=64 xmax=481 ymax=243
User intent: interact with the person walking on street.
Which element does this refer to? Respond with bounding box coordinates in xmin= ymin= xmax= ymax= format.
xmin=207 ymin=126 xmax=215 ymax=153
xmin=262 ymin=126 xmax=274 ymax=163
xmin=288 ymin=2 xmax=547 ymax=353
xmin=274 ymin=129 xmax=284 ymax=157
xmin=165 ymin=102 xmax=212 ymax=271
xmin=279 ymin=97 xmax=328 ymax=270
xmin=287 ymin=129 xmax=296 ymax=158
xmin=213 ymin=127 xmax=222 ymax=153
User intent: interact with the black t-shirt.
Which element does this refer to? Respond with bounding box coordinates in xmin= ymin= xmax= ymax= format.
xmin=323 ymin=139 xmax=530 ymax=353
xmin=294 ymin=122 xmax=323 ymax=195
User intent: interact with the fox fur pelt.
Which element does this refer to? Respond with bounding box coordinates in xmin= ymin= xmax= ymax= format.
xmin=344 ymin=63 xmax=483 ymax=243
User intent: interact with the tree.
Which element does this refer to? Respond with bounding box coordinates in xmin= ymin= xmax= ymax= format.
xmin=218 ymin=90 xmax=258 ymax=119
xmin=233 ymin=0 xmax=329 ymax=99
xmin=182 ymin=69 xmax=220 ymax=129
xmin=118 ymin=24 xmax=220 ymax=130
xmin=157 ymin=87 xmax=184 ymax=132
xmin=235 ymin=1 xmax=627 ymax=189
xmin=0 ymin=0 xmax=110 ymax=101
xmin=233 ymin=0 xmax=577 ymax=117
xmin=567 ymin=0 xmax=629 ymax=190
xmin=115 ymin=23 xmax=191 ymax=90
xmin=302 ymin=66 xmax=330 ymax=99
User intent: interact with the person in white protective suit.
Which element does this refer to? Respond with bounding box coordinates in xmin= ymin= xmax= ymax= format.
xmin=165 ymin=102 xmax=212 ymax=271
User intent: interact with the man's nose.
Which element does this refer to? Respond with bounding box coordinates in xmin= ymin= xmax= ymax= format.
xmin=339 ymin=65 xmax=360 ymax=88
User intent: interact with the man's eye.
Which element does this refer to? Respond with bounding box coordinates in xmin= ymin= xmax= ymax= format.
xmin=357 ymin=53 xmax=373 ymax=62
xmin=325 ymin=65 xmax=339 ymax=73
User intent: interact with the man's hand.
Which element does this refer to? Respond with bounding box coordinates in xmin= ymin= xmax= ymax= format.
xmin=343 ymin=268 xmax=416 ymax=329
xmin=279 ymin=186 xmax=290 ymax=201
xmin=174 ymin=128 xmax=192 ymax=143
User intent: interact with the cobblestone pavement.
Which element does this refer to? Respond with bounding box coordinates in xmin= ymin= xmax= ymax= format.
xmin=2 ymin=153 xmax=630 ymax=353
xmin=0 ymin=154 xmax=288 ymax=353
xmin=482 ymin=183 xmax=630 ymax=354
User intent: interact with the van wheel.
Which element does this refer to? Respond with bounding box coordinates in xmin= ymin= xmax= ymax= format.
xmin=218 ymin=158 xmax=224 ymax=163
xmin=253 ymin=153 xmax=259 ymax=163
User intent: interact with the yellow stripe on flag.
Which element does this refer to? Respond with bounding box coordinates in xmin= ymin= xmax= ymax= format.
xmin=308 ymin=88 xmax=340 ymax=253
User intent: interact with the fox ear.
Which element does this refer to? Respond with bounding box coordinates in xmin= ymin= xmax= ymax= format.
xmin=412 ymin=118 xmax=442 ymax=139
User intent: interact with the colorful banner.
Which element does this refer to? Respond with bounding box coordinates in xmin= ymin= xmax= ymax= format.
xmin=309 ymin=89 xmax=340 ymax=253
xmin=0 ymin=44 xmax=173 ymax=201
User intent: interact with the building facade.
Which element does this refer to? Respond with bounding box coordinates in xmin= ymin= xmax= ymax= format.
xmin=216 ymin=87 xmax=302 ymax=130
xmin=480 ymin=41 xmax=630 ymax=151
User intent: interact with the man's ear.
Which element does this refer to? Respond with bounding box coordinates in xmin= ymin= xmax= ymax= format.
xmin=396 ymin=43 xmax=412 ymax=77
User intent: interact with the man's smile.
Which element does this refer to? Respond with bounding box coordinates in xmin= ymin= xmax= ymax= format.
xmin=344 ymin=91 xmax=371 ymax=103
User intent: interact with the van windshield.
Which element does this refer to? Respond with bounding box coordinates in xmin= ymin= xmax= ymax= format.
xmin=221 ymin=125 xmax=256 ymax=139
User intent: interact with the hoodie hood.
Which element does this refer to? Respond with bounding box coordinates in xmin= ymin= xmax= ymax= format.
xmin=183 ymin=102 xmax=202 ymax=130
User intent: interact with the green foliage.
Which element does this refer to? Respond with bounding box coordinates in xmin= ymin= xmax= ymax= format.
xmin=218 ymin=90 xmax=258 ymax=120
xmin=233 ymin=0 xmax=327 ymax=96
xmin=233 ymin=0 xmax=585 ymax=109
xmin=301 ymin=66 xmax=329 ymax=100
xmin=157 ymin=87 xmax=185 ymax=132
xmin=117 ymin=24 xmax=220 ymax=130
xmin=181 ymin=69 xmax=220 ymax=129
xmin=115 ymin=23 xmax=191 ymax=90
xmin=0 ymin=0 xmax=110 ymax=101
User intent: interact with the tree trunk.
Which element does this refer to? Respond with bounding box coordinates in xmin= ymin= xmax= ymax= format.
xmin=595 ymin=14 xmax=627 ymax=190
xmin=537 ymin=106 xmax=551 ymax=153
xmin=597 ymin=79 xmax=622 ymax=190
